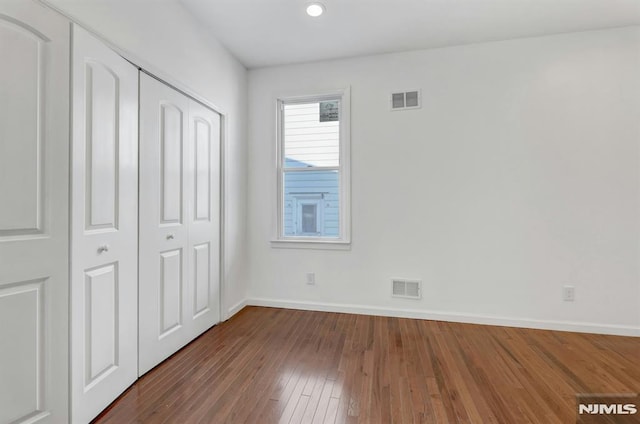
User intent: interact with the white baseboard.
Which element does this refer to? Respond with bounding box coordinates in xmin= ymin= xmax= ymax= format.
xmin=226 ymin=299 xmax=248 ymax=320
xmin=246 ymin=297 xmax=639 ymax=337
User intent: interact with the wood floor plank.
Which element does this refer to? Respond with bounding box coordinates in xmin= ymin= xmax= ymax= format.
xmin=92 ymin=307 xmax=640 ymax=424
xmin=311 ymin=380 xmax=335 ymax=424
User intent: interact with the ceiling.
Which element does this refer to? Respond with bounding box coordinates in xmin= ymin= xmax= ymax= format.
xmin=179 ymin=0 xmax=640 ymax=69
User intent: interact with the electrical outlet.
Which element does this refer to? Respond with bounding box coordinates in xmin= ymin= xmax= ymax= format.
xmin=306 ymin=273 xmax=315 ymax=285
xmin=563 ymin=285 xmax=575 ymax=302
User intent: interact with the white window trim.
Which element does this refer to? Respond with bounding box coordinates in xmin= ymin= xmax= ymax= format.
xmin=271 ymin=87 xmax=351 ymax=249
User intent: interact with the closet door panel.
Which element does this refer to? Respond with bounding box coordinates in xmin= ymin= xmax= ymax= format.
xmin=159 ymin=103 xmax=184 ymax=224
xmin=71 ymin=25 xmax=139 ymax=424
xmin=188 ymin=100 xmax=221 ymax=334
xmin=84 ymin=62 xmax=119 ymax=230
xmin=193 ymin=242 xmax=211 ymax=317
xmin=139 ymin=74 xmax=190 ymax=376
xmin=159 ymin=248 xmax=183 ymax=335
xmin=0 ymin=2 xmax=70 ymax=423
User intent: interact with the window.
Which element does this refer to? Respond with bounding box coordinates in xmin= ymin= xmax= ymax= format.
xmin=300 ymin=202 xmax=319 ymax=234
xmin=275 ymin=89 xmax=351 ymax=247
xmin=292 ymin=194 xmax=324 ymax=236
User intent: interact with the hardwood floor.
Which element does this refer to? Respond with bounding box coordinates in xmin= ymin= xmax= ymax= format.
xmin=93 ymin=307 xmax=639 ymax=424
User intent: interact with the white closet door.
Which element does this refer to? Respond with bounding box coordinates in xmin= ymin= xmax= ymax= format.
xmin=139 ymin=74 xmax=221 ymax=376
xmin=0 ymin=2 xmax=70 ymax=423
xmin=188 ymin=99 xmax=221 ymax=337
xmin=70 ymin=25 xmax=139 ymax=424
xmin=139 ymin=74 xmax=191 ymax=375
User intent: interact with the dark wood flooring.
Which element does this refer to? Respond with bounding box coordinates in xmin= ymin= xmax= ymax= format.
xmin=93 ymin=306 xmax=639 ymax=423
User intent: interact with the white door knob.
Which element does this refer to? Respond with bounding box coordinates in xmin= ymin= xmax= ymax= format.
xmin=97 ymin=244 xmax=110 ymax=253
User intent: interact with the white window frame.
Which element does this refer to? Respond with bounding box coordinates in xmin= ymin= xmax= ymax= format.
xmin=272 ymin=88 xmax=351 ymax=249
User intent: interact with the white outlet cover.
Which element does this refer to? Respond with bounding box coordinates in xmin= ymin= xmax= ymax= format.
xmin=563 ymin=285 xmax=575 ymax=301
xmin=306 ymin=273 xmax=315 ymax=285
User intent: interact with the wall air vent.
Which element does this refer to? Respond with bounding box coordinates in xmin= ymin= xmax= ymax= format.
xmin=391 ymin=279 xmax=422 ymax=299
xmin=390 ymin=90 xmax=421 ymax=110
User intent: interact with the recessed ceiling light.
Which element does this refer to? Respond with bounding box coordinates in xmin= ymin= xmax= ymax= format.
xmin=306 ymin=3 xmax=325 ymax=17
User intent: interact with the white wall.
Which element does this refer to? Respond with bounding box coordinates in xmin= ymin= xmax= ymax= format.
xmin=45 ymin=0 xmax=249 ymax=316
xmin=247 ymin=27 xmax=640 ymax=335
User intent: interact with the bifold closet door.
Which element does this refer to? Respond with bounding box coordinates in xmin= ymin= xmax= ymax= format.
xmin=139 ymin=74 xmax=221 ymax=376
xmin=70 ymin=25 xmax=139 ymax=423
xmin=186 ymin=100 xmax=221 ymax=339
xmin=0 ymin=2 xmax=70 ymax=423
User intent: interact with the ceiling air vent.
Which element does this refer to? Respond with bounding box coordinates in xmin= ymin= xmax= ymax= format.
xmin=390 ymin=90 xmax=421 ymax=111
xmin=391 ymin=279 xmax=422 ymax=299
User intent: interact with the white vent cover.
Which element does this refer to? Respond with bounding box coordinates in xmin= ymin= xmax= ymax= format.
xmin=391 ymin=279 xmax=422 ymax=299
xmin=390 ymin=90 xmax=421 ymax=110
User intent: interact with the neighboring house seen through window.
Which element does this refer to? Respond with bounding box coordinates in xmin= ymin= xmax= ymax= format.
xmin=275 ymin=90 xmax=351 ymax=246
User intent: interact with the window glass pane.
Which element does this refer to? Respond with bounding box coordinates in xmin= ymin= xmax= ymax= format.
xmin=283 ymin=101 xmax=340 ymax=168
xmin=301 ymin=204 xmax=317 ymax=233
xmin=283 ymin=170 xmax=339 ymax=237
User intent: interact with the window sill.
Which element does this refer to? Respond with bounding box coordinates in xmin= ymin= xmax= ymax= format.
xmin=270 ymin=239 xmax=351 ymax=251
